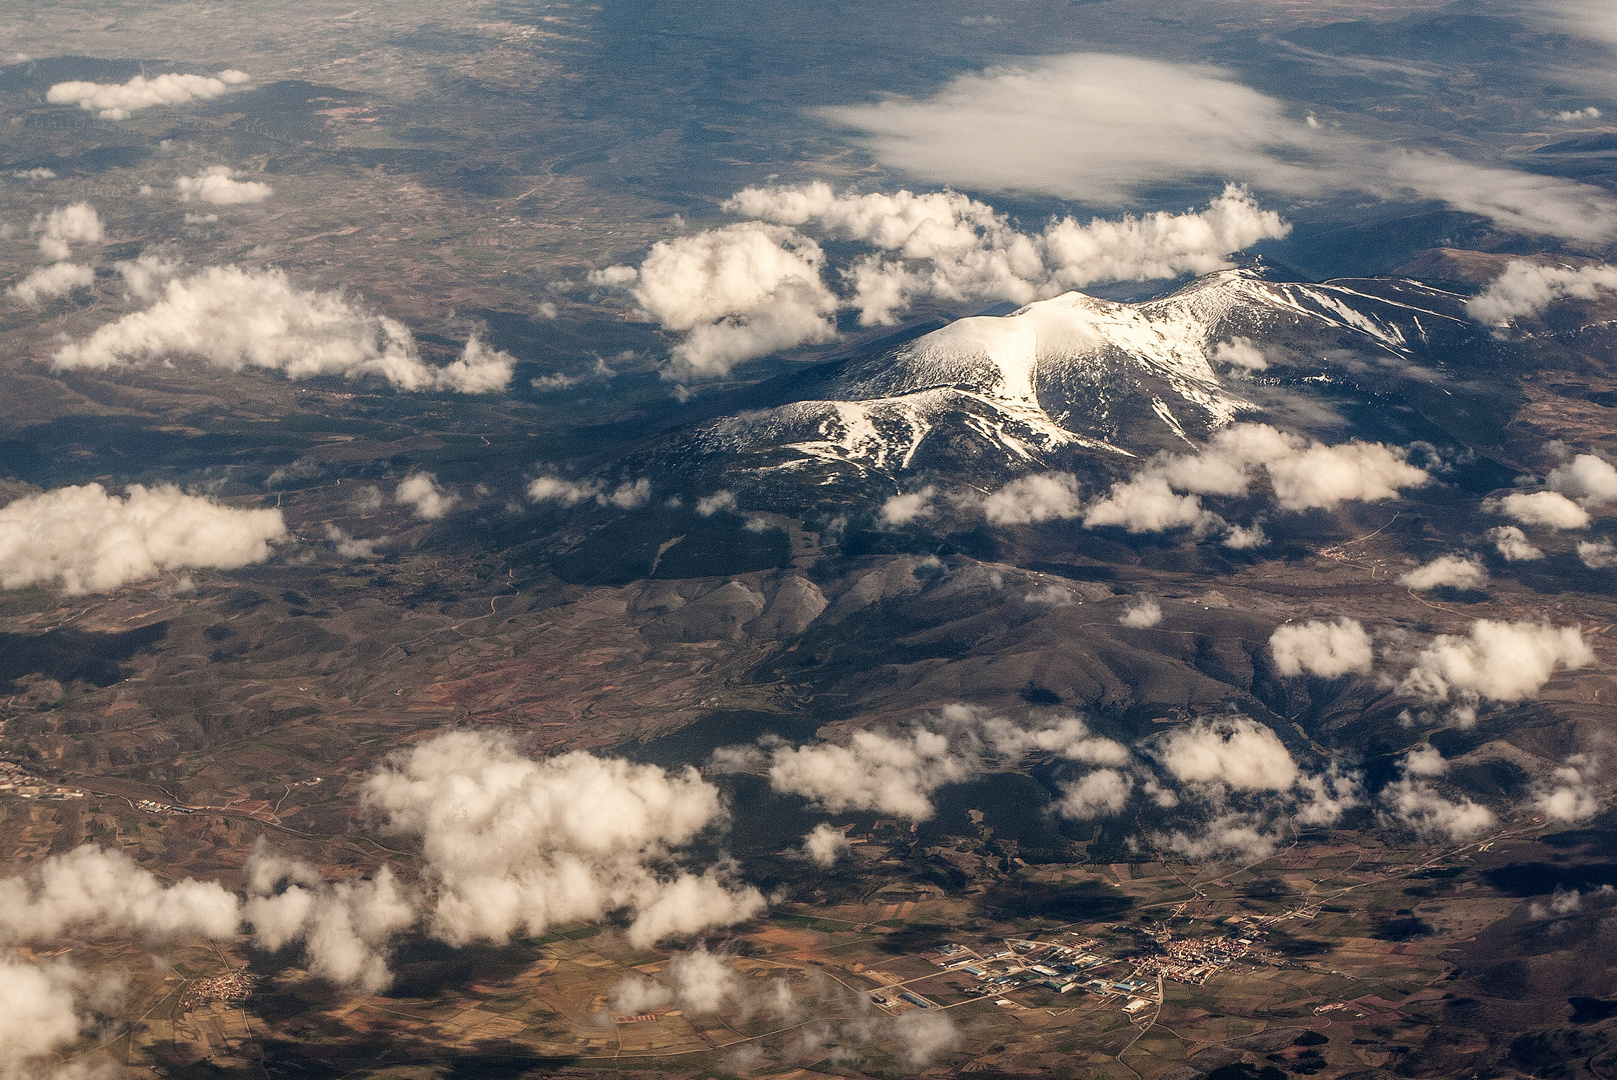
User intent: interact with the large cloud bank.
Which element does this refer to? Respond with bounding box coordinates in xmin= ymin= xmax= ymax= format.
xmin=1076 ymin=423 xmax=1427 ymax=536
xmin=47 ymin=69 xmax=250 ymax=119
xmin=363 ymin=731 xmax=765 ymax=948
xmin=0 ymin=483 xmax=287 ymax=593
xmin=51 ymin=266 xmax=513 ymax=393
xmin=816 ymin=53 xmax=1617 ymax=243
xmin=594 ymin=183 xmax=1286 ymax=378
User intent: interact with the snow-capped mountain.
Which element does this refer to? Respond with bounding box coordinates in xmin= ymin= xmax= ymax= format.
xmin=680 ymin=270 xmax=1476 ymax=487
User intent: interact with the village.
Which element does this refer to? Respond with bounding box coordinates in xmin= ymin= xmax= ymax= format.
xmin=0 ymin=759 xmax=84 ymax=801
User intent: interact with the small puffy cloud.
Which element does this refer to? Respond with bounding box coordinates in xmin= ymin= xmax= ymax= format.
xmin=1402 ymin=744 xmax=1449 ymax=777
xmin=1398 ymin=619 xmax=1596 ymax=723
xmin=1488 ymin=524 xmax=1544 ymax=561
xmin=1269 ymin=618 xmax=1373 ymax=678
xmin=880 ymin=486 xmax=937 ymax=526
xmin=1487 ymin=490 xmax=1592 ymax=530
xmin=1083 ymin=475 xmax=1213 ymax=533
xmin=1211 ymin=335 xmax=1267 ymax=372
xmin=603 ymin=478 xmax=652 ymax=509
xmin=33 ymin=203 xmax=102 ymax=261
xmin=799 ymin=824 xmax=852 ymax=867
xmin=1163 ymin=813 xmax=1281 ymax=863
xmin=1380 ymin=750 xmax=1494 ymax=840
xmin=1579 ymin=539 xmax=1617 ymax=569
xmin=0 ymin=482 xmax=286 ymax=593
xmin=47 ymin=69 xmax=249 ymax=119
xmin=1466 ymin=261 xmax=1617 ymax=324
xmin=595 ymin=222 xmax=837 ymax=380
xmin=364 ymin=730 xmax=763 ymax=948
xmin=528 ymin=475 xmax=597 ymax=506
xmin=1555 ymin=107 xmax=1602 ymax=122
xmin=52 ymin=266 xmax=513 ymax=393
xmin=890 ymin=1009 xmax=961 ymax=1067
xmin=395 ymin=473 xmax=456 ymax=520
xmin=696 ymin=490 xmax=737 ymax=516
xmin=12 ymin=167 xmax=55 ymax=180
xmin=1535 ymin=758 xmax=1601 ymax=823
xmin=984 ymin=473 xmax=1082 ymax=525
xmin=1118 ymin=598 xmax=1162 ymax=628
xmin=1222 ymin=522 xmax=1267 ymax=549
xmin=7 ymin=262 xmax=94 ymax=305
xmin=1156 ymin=716 xmax=1299 ymax=792
xmin=966 ymin=708 xmax=1130 ymax=766
xmin=1549 ymin=453 xmax=1617 ymax=507
xmin=1293 ymin=765 xmax=1363 ymax=827
xmin=244 ymin=845 xmax=416 ymax=993
xmin=530 ymin=475 xmax=653 ymax=511
xmin=1398 ymin=554 xmax=1488 ymax=592
xmin=768 ymin=729 xmax=974 ymax=821
xmin=1055 ymin=769 xmax=1132 ymax=818
xmin=325 ymin=525 xmax=379 ymax=559
xmin=175 ymin=165 xmax=273 ymax=205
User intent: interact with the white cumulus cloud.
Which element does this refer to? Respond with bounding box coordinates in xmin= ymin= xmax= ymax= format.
xmin=1379 ymin=750 xmax=1495 ymax=841
xmin=1398 ymin=620 xmax=1596 ymax=724
xmin=1549 ymin=453 xmax=1617 ymax=507
xmin=51 ymin=266 xmax=513 ymax=393
xmin=527 ymin=475 xmax=652 ymax=510
xmin=799 ymin=824 xmax=852 ymax=867
xmin=594 ymin=222 xmax=837 ymax=380
xmin=395 ymin=473 xmax=457 ymax=520
xmin=1055 ymin=769 xmax=1133 ymax=818
xmin=1488 ymin=525 xmax=1544 ymax=561
xmin=1535 ymin=757 xmax=1602 ymax=823
xmin=0 ymin=482 xmax=286 ymax=593
xmin=767 ymin=729 xmax=974 ymax=821
xmin=1487 ymin=490 xmax=1592 ymax=530
xmin=596 ymin=178 xmax=1288 ymax=377
xmin=175 ymin=165 xmax=273 ymax=204
xmin=1083 ymin=423 xmax=1427 ymax=536
xmin=47 ymin=69 xmax=250 ymax=119
xmin=1212 ymin=335 xmax=1268 ymax=372
xmin=33 ymin=203 xmax=102 ymax=261
xmin=726 ymin=181 xmax=1289 ymax=326
xmin=1118 ymin=597 xmax=1162 ymax=628
xmin=880 ymin=486 xmax=937 ymax=526
xmin=1270 ymin=618 xmax=1374 ymax=678
xmin=1156 ymin=716 xmax=1299 ymax=792
xmin=1466 ymin=261 xmax=1617 ymax=324
xmin=1579 ymin=539 xmax=1617 ymax=569
xmin=983 ymin=472 xmax=1082 ymax=524
xmin=7 ymin=262 xmax=94 ymax=305
xmin=1398 ymin=554 xmax=1488 ymax=592
xmin=363 ymin=730 xmax=764 ymax=949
